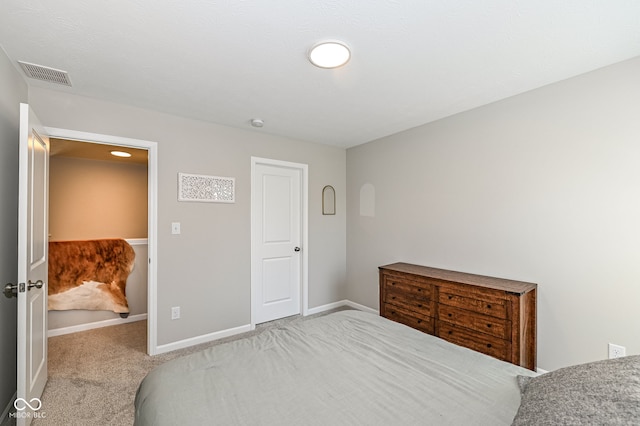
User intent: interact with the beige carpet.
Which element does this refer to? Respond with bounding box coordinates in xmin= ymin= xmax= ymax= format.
xmin=31 ymin=309 xmax=347 ymax=426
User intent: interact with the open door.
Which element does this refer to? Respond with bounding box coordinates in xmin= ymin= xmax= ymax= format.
xmin=15 ymin=103 xmax=49 ymax=425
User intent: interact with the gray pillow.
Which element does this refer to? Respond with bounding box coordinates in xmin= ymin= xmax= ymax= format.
xmin=512 ymin=355 xmax=640 ymax=425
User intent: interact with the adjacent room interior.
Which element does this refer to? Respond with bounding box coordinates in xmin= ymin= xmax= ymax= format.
xmin=47 ymin=139 xmax=149 ymax=342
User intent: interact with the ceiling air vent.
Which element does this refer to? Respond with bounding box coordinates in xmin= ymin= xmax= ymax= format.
xmin=18 ymin=61 xmax=72 ymax=86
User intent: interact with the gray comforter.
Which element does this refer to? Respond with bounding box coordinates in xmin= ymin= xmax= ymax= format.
xmin=134 ymin=310 xmax=536 ymax=425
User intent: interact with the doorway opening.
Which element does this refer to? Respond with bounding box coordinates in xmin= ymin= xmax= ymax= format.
xmin=44 ymin=127 xmax=158 ymax=355
xmin=48 ymin=138 xmax=148 ymax=342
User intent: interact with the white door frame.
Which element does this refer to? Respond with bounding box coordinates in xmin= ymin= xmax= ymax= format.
xmin=250 ymin=157 xmax=308 ymax=328
xmin=44 ymin=127 xmax=160 ymax=355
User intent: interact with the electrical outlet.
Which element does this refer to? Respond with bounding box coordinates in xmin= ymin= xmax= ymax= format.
xmin=171 ymin=306 xmax=181 ymax=320
xmin=608 ymin=343 xmax=626 ymax=359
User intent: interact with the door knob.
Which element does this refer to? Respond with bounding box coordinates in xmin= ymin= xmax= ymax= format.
xmin=4 ymin=280 xmax=44 ymax=298
xmin=4 ymin=283 xmax=18 ymax=299
xmin=28 ymin=280 xmax=44 ymax=290
xmin=294 ymin=247 xmax=301 ymax=252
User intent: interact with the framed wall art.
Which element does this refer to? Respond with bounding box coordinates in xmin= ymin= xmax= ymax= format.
xmin=178 ymin=173 xmax=235 ymax=203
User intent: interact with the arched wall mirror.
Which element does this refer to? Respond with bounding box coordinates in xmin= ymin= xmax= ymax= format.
xmin=322 ymin=185 xmax=336 ymax=215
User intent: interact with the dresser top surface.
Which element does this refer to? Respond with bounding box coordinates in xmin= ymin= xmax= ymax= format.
xmin=379 ymin=262 xmax=537 ymax=294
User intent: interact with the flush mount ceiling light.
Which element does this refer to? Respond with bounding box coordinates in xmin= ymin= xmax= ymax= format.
xmin=308 ymin=41 xmax=351 ymax=69
xmin=110 ymin=150 xmax=132 ymax=158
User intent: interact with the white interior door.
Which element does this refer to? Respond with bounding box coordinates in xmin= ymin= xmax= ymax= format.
xmin=251 ymin=158 xmax=306 ymax=325
xmin=16 ymin=103 xmax=49 ymax=425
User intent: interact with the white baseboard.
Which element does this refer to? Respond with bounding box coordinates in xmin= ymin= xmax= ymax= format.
xmin=343 ymin=300 xmax=379 ymax=314
xmin=0 ymin=391 xmax=16 ymax=426
xmin=48 ymin=313 xmax=148 ymax=337
xmin=536 ymin=367 xmax=549 ymax=374
xmin=306 ymin=299 xmax=378 ymax=316
xmin=154 ymin=323 xmax=253 ymax=355
xmin=305 ymin=300 xmax=346 ymax=315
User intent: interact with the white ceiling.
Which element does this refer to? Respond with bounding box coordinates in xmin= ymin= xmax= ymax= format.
xmin=1 ymin=1 xmax=639 ymax=148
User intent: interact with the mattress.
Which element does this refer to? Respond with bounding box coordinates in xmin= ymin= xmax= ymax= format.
xmin=134 ymin=310 xmax=537 ymax=425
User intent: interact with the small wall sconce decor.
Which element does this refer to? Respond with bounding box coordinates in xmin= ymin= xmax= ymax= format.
xmin=178 ymin=172 xmax=235 ymax=203
xmin=322 ymin=185 xmax=336 ymax=215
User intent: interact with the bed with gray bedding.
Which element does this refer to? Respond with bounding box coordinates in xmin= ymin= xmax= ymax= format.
xmin=135 ymin=310 xmax=540 ymax=425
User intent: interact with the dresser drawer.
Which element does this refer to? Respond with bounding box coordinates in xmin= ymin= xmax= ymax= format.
xmin=439 ymin=288 xmax=507 ymax=319
xmin=438 ymin=305 xmax=511 ymax=339
xmin=383 ymin=275 xmax=433 ymax=300
xmin=385 ymin=289 xmax=434 ymax=317
xmin=383 ymin=305 xmax=435 ymax=334
xmin=438 ymin=321 xmax=509 ymax=361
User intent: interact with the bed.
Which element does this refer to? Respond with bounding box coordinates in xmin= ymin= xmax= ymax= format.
xmin=135 ymin=310 xmax=640 ymax=425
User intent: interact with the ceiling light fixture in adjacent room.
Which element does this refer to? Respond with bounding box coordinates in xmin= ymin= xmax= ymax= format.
xmin=251 ymin=119 xmax=264 ymax=128
xmin=308 ymin=41 xmax=351 ymax=69
xmin=110 ymin=150 xmax=132 ymax=158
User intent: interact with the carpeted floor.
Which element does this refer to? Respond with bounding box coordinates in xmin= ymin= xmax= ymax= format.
xmin=28 ymin=308 xmax=347 ymax=426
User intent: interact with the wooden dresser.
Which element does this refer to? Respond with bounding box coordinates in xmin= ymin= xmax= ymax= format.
xmin=379 ymin=262 xmax=537 ymax=370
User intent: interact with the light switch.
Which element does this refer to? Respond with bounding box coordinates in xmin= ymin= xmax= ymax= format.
xmin=171 ymin=222 xmax=181 ymax=235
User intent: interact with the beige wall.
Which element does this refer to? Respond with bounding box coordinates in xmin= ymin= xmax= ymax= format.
xmin=29 ymin=87 xmax=347 ymax=346
xmin=346 ymin=56 xmax=640 ymax=372
xmin=49 ymin=155 xmax=148 ymax=240
xmin=0 ymin=46 xmax=26 ymax=413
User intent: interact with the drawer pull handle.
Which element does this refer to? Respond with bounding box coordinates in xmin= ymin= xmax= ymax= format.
xmin=448 ymin=330 xmax=452 ymax=335
xmin=417 ymin=320 xmax=422 ymax=324
xmin=417 ymin=288 xmax=422 ymax=292
xmin=448 ymin=295 xmax=453 ymax=300
xmin=391 ymin=296 xmax=396 ymax=300
xmin=487 ymin=304 xmax=492 ymax=309
xmin=487 ymin=324 xmax=492 ymax=328
xmin=417 ymin=304 xmax=422 ymax=308
xmin=487 ymin=344 xmax=492 ymax=348
xmin=448 ymin=313 xmax=452 ymax=317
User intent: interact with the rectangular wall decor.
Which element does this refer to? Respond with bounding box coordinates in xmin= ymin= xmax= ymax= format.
xmin=178 ymin=173 xmax=235 ymax=203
